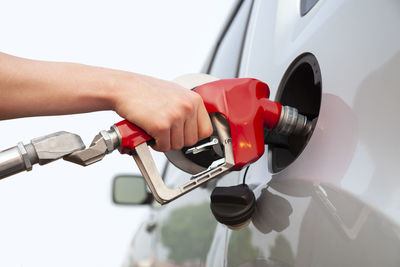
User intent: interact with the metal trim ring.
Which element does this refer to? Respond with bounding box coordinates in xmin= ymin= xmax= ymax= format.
xmin=17 ymin=142 xmax=32 ymax=171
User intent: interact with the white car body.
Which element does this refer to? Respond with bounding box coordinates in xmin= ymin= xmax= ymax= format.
xmin=123 ymin=0 xmax=400 ymax=266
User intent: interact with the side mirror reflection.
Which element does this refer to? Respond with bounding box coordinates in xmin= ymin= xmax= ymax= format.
xmin=112 ymin=175 xmax=153 ymax=205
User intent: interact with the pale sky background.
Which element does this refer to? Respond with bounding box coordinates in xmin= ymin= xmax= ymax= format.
xmin=0 ymin=1 xmax=235 ymax=266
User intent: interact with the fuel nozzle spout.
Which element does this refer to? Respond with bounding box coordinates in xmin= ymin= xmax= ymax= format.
xmin=274 ymin=106 xmax=312 ymax=136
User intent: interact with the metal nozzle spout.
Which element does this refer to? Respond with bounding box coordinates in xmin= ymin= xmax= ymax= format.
xmin=274 ymin=106 xmax=312 ymax=136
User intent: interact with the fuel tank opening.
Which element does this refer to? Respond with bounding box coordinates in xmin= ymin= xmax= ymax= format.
xmin=268 ymin=53 xmax=322 ymax=173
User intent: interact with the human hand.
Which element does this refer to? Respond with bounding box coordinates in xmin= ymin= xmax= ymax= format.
xmin=111 ymin=73 xmax=213 ymax=152
xmin=0 ymin=52 xmax=212 ymax=151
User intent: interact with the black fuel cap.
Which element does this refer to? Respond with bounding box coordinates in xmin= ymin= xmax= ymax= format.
xmin=210 ymin=184 xmax=256 ymax=229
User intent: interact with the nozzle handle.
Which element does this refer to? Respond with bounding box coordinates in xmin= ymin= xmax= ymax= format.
xmin=114 ymin=120 xmax=153 ymax=154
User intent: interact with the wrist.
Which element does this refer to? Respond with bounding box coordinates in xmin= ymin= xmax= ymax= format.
xmin=92 ymin=67 xmax=134 ymax=113
xmin=107 ymin=71 xmax=144 ymax=113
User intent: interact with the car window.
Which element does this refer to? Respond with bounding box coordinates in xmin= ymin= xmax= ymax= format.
xmin=208 ymin=0 xmax=254 ymax=78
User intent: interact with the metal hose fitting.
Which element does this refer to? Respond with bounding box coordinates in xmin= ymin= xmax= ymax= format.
xmin=0 ymin=132 xmax=85 ymax=179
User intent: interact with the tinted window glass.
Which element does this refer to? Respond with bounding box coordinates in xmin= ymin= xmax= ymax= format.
xmin=209 ymin=0 xmax=253 ymax=78
xmin=301 ymin=0 xmax=319 ymax=16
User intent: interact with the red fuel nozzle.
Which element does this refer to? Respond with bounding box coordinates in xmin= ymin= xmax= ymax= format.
xmin=194 ymin=78 xmax=311 ymax=170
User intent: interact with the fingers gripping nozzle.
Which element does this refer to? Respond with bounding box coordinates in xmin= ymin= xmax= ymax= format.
xmin=0 ymin=76 xmax=314 ymax=209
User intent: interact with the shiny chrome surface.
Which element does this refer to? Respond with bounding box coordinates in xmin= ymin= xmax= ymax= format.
xmin=185 ymin=137 xmax=219 ymax=155
xmin=64 ymin=128 xmax=119 ymax=166
xmin=275 ymin=106 xmax=312 ymax=136
xmin=0 ymin=146 xmax=26 ymax=179
xmin=0 ymin=131 xmax=85 ymax=179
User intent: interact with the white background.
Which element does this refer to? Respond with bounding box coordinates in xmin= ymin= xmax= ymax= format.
xmin=0 ymin=1 xmax=234 ymax=266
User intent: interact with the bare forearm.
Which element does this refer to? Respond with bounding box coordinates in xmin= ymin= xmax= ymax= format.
xmin=0 ymin=52 xmax=119 ymax=119
xmin=0 ymin=52 xmax=213 ymax=151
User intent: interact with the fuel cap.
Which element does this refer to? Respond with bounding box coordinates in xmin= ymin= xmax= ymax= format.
xmin=210 ymin=184 xmax=256 ymax=230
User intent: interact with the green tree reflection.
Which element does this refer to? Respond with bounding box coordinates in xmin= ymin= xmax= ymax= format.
xmin=161 ymin=202 xmax=217 ymax=264
xmin=227 ymin=228 xmax=260 ymax=267
xmin=269 ymin=234 xmax=295 ymax=267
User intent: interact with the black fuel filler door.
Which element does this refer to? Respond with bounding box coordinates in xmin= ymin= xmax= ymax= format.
xmin=268 ymin=53 xmax=322 ymax=173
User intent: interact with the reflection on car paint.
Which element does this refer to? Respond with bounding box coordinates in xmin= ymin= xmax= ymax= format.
xmin=252 ymin=186 xmax=293 ymax=234
xmin=160 ymin=202 xmax=217 ymax=265
xmin=226 ymin=177 xmax=400 ymax=266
